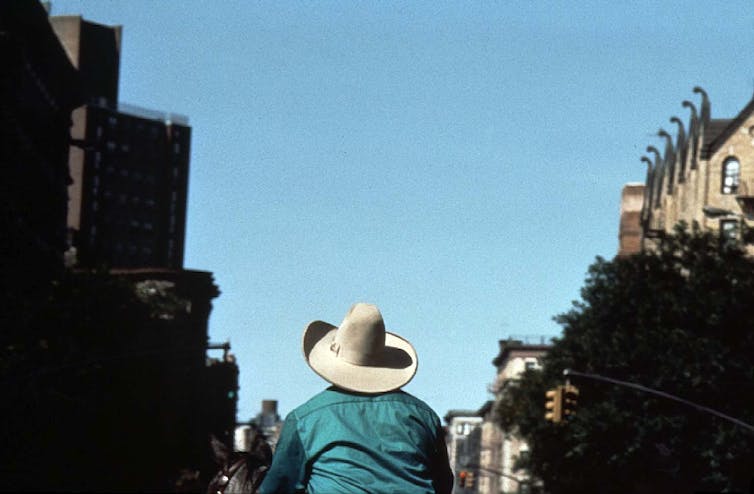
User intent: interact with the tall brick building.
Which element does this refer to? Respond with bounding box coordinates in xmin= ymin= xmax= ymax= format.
xmin=619 ymin=88 xmax=754 ymax=253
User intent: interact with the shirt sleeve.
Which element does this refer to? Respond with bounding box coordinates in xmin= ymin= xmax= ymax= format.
xmin=258 ymin=414 xmax=308 ymax=494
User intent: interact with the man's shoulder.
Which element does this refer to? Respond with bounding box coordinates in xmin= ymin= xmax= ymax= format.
xmin=289 ymin=387 xmax=439 ymax=420
xmin=286 ymin=387 xmax=342 ymax=418
xmin=379 ymin=390 xmax=439 ymax=417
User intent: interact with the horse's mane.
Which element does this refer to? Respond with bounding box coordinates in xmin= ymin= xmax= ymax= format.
xmin=208 ymin=432 xmax=272 ymax=494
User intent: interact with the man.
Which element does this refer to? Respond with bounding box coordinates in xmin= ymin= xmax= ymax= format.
xmin=258 ymin=303 xmax=453 ymax=494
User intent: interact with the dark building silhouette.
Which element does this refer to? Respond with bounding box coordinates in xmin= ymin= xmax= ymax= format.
xmin=1 ymin=1 xmax=83 ymax=488
xmin=112 ymin=268 xmax=230 ymax=490
xmin=50 ymin=15 xmax=190 ymax=269
xmin=204 ymin=342 xmax=241 ymax=446
xmin=48 ymin=14 xmax=121 ymax=105
xmin=0 ymin=3 xmax=238 ymax=491
xmin=0 ymin=1 xmax=83 ymax=287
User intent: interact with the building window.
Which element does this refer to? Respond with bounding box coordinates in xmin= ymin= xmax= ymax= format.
xmin=455 ymin=423 xmax=472 ymax=435
xmin=722 ymin=157 xmax=740 ymax=194
xmin=720 ymin=219 xmax=739 ymax=241
xmin=480 ymin=450 xmax=490 ymax=464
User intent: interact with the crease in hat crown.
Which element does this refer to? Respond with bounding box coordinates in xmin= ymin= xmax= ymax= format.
xmin=331 ymin=303 xmax=386 ymax=366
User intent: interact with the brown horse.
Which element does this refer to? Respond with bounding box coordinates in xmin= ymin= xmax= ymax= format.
xmin=207 ymin=432 xmax=272 ymax=494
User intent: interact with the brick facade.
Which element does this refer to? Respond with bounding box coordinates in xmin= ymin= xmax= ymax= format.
xmin=620 ymin=88 xmax=754 ymax=253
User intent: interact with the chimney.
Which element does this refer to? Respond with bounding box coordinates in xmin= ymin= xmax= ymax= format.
xmin=262 ymin=400 xmax=278 ymax=415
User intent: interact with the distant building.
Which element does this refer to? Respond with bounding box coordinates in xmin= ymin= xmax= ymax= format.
xmin=443 ymin=338 xmax=551 ymax=494
xmin=476 ymin=401 xmax=503 ymax=494
xmin=50 ymin=15 xmax=190 ymax=269
xmin=204 ymin=341 xmax=241 ymax=448
xmin=235 ymin=400 xmax=284 ymax=452
xmin=444 ymin=409 xmax=483 ymax=493
xmin=618 ymin=183 xmax=644 ymax=257
xmin=253 ymin=399 xmax=283 ymax=449
xmin=489 ymin=338 xmax=550 ymax=494
xmin=619 ymin=88 xmax=754 ymax=254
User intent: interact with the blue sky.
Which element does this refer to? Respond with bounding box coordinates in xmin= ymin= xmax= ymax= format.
xmin=51 ymin=1 xmax=754 ymax=420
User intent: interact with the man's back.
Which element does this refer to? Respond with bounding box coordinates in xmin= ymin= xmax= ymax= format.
xmin=259 ymin=387 xmax=453 ymax=494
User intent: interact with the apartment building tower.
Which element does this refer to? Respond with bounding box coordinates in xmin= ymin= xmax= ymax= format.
xmin=50 ymin=15 xmax=190 ymax=269
xmin=489 ymin=338 xmax=550 ymax=494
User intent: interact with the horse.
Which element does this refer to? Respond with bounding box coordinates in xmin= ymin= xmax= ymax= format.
xmin=207 ymin=431 xmax=272 ymax=494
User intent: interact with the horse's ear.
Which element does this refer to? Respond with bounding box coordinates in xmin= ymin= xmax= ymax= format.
xmin=210 ymin=434 xmax=231 ymax=465
xmin=250 ymin=438 xmax=273 ymax=465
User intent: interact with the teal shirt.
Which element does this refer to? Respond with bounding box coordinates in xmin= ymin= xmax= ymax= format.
xmin=258 ymin=387 xmax=453 ymax=494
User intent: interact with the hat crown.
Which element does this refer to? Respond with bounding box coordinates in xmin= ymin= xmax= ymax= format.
xmin=332 ymin=303 xmax=386 ymax=366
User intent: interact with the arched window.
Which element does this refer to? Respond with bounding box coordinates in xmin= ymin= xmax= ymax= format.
xmin=722 ymin=157 xmax=740 ymax=194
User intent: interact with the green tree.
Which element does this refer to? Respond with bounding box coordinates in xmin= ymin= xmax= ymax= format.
xmin=495 ymin=224 xmax=754 ymax=493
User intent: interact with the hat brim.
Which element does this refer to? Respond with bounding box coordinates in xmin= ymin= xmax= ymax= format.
xmin=302 ymin=320 xmax=418 ymax=394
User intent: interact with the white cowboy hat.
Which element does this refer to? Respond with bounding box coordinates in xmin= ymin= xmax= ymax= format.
xmin=302 ymin=303 xmax=418 ymax=394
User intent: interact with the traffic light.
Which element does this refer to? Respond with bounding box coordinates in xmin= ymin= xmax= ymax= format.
xmin=457 ymin=470 xmax=467 ymax=487
xmin=563 ymin=384 xmax=579 ymax=418
xmin=545 ymin=385 xmax=563 ymax=423
xmin=466 ymin=471 xmax=475 ymax=488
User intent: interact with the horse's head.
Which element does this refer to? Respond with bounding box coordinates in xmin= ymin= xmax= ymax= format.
xmin=207 ymin=434 xmax=271 ymax=494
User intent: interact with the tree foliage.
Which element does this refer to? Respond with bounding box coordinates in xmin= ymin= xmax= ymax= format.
xmin=495 ymin=224 xmax=754 ymax=493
